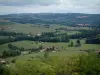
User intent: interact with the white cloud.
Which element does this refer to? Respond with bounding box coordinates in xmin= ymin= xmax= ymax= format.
xmin=0 ymin=0 xmax=100 ymax=14
xmin=0 ymin=0 xmax=59 ymax=6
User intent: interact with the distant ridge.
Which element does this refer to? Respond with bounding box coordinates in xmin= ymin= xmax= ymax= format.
xmin=0 ymin=13 xmax=100 ymax=26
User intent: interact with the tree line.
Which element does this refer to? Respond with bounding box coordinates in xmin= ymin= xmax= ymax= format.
xmin=0 ymin=30 xmax=100 ymax=45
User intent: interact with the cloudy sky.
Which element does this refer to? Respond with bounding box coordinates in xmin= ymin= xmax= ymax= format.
xmin=0 ymin=0 xmax=100 ymax=14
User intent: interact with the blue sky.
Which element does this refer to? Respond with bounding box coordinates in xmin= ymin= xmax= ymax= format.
xmin=0 ymin=0 xmax=100 ymax=14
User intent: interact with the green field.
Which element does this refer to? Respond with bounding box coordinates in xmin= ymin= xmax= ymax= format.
xmin=0 ymin=36 xmax=9 ymax=39
xmin=0 ymin=22 xmax=99 ymax=58
xmin=0 ymin=39 xmax=100 ymax=53
xmin=0 ymin=23 xmax=91 ymax=35
xmin=0 ymin=23 xmax=99 ymax=63
xmin=7 ymin=39 xmax=100 ymax=50
xmin=2 ymin=39 xmax=99 ymax=63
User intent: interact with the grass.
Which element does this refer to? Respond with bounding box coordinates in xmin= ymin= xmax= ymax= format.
xmin=0 ymin=39 xmax=99 ymax=64
xmin=0 ymin=39 xmax=100 ymax=53
xmin=5 ymin=24 xmax=56 ymax=35
xmin=6 ymin=50 xmax=83 ymax=63
xmin=1 ymin=23 xmax=91 ymax=35
xmin=0 ymin=43 xmax=10 ymax=53
xmin=0 ymin=36 xmax=9 ymax=39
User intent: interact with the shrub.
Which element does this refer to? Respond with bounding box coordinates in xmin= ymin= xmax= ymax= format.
xmin=2 ymin=52 xmax=100 ymax=75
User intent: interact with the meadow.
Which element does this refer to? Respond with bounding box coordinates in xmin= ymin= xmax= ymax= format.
xmin=1 ymin=23 xmax=90 ymax=35
xmin=10 ymin=40 xmax=100 ymax=50
xmin=0 ymin=39 xmax=100 ymax=55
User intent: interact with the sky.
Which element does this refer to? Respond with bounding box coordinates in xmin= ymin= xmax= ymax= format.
xmin=0 ymin=0 xmax=100 ymax=14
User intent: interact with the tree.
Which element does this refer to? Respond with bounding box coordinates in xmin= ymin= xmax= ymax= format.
xmin=2 ymin=50 xmax=21 ymax=58
xmin=77 ymin=39 xmax=80 ymax=44
xmin=8 ymin=43 xmax=12 ymax=49
xmin=70 ymin=41 xmax=74 ymax=47
xmin=77 ymin=53 xmax=100 ymax=75
xmin=2 ymin=51 xmax=11 ymax=58
xmin=76 ymin=39 xmax=81 ymax=46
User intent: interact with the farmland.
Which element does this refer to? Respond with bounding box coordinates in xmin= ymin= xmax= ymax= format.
xmin=1 ymin=39 xmax=99 ymax=67
xmin=0 ymin=13 xmax=100 ymax=75
xmin=0 ymin=23 xmax=90 ymax=35
xmin=0 ymin=23 xmax=100 ymax=54
xmin=0 ymin=39 xmax=100 ymax=55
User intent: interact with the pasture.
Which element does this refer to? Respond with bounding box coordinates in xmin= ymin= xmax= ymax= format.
xmin=0 ymin=23 xmax=91 ymax=35
xmin=6 ymin=39 xmax=100 ymax=50
xmin=2 ymin=39 xmax=99 ymax=63
xmin=0 ymin=39 xmax=100 ymax=53
xmin=0 ymin=23 xmax=99 ymax=64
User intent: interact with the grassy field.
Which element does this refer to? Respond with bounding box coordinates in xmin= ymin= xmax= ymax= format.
xmin=0 ymin=39 xmax=100 ymax=53
xmin=0 ymin=23 xmax=99 ymax=62
xmin=0 ymin=23 xmax=91 ymax=35
xmin=8 ymin=39 xmax=100 ymax=50
xmin=4 ymin=24 xmax=57 ymax=35
xmin=4 ymin=38 xmax=100 ymax=63
xmin=0 ymin=36 xmax=9 ymax=39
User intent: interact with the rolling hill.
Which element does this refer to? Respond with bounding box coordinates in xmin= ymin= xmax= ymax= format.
xmin=0 ymin=13 xmax=100 ymax=26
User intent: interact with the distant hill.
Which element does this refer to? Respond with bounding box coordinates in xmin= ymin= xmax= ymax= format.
xmin=0 ymin=13 xmax=100 ymax=26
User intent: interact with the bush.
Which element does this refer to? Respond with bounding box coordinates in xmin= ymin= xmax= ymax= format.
xmin=0 ymin=64 xmax=10 ymax=75
xmin=76 ymin=53 xmax=100 ymax=75
xmin=2 ymin=52 xmax=100 ymax=75
xmin=2 ymin=50 xmax=21 ymax=58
